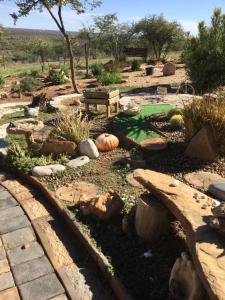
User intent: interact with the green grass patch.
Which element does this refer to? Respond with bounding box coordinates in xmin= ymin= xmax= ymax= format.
xmin=114 ymin=104 xmax=173 ymax=142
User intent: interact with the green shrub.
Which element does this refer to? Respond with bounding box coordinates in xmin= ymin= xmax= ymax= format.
xmin=183 ymin=94 xmax=225 ymax=152
xmin=167 ymin=108 xmax=182 ymax=119
xmin=48 ymin=68 xmax=68 ymax=85
xmin=20 ymin=77 xmax=42 ymax=93
xmin=183 ymin=9 xmax=225 ymax=93
xmin=97 ymin=71 xmax=124 ymax=86
xmin=30 ymin=69 xmax=40 ymax=77
xmin=131 ymin=59 xmax=141 ymax=71
xmin=169 ymin=114 xmax=184 ymax=130
xmin=0 ymin=74 xmax=5 ymax=86
xmin=91 ymin=63 xmax=104 ymax=77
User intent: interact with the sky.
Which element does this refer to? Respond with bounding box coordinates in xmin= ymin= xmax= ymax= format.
xmin=0 ymin=0 xmax=225 ymax=35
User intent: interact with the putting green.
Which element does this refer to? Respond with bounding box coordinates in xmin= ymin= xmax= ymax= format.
xmin=114 ymin=104 xmax=173 ymax=142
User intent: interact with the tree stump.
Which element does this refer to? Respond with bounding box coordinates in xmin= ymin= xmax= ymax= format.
xmin=135 ymin=193 xmax=171 ymax=241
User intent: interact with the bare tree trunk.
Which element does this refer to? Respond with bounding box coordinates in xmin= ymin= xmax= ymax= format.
xmin=84 ymin=43 xmax=89 ymax=78
xmin=64 ymin=34 xmax=79 ymax=93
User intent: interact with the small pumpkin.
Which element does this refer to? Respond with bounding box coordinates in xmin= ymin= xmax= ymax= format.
xmin=95 ymin=133 xmax=119 ymax=152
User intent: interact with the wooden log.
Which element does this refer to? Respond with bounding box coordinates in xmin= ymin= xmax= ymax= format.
xmin=135 ymin=193 xmax=171 ymax=241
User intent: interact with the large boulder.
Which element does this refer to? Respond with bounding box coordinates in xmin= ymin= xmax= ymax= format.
xmin=79 ymin=139 xmax=99 ymax=159
xmin=41 ymin=140 xmax=77 ymax=156
xmin=184 ymin=126 xmax=219 ymax=162
xmin=163 ymin=62 xmax=176 ymax=76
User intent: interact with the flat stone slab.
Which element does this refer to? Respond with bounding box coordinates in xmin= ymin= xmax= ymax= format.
xmin=0 ymin=215 xmax=30 ymax=235
xmin=0 ymin=192 xmax=17 ymax=211
xmin=12 ymin=255 xmax=54 ymax=285
xmin=209 ymin=183 xmax=225 ymax=201
xmin=50 ymin=295 xmax=68 ymax=300
xmin=19 ymin=273 xmax=64 ymax=300
xmin=126 ymin=172 xmax=142 ymax=188
xmin=134 ymin=169 xmax=225 ymax=300
xmin=2 ymin=227 xmax=35 ymax=250
xmin=184 ymin=171 xmax=225 ymax=191
xmin=32 ymin=217 xmax=73 ymax=269
xmin=140 ymin=137 xmax=167 ymax=151
xmin=0 ymin=259 xmax=10 ymax=275
xmin=7 ymin=241 xmax=44 ymax=267
xmin=0 ymin=272 xmax=15 ymax=291
xmin=0 ymin=206 xmax=24 ymax=223
xmin=0 ymin=287 xmax=20 ymax=300
xmin=0 ymin=247 xmax=6 ymax=261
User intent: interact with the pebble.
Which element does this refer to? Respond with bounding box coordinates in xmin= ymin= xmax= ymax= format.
xmin=170 ymin=179 xmax=180 ymax=187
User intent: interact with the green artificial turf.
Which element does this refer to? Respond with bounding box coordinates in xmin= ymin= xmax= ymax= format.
xmin=114 ymin=104 xmax=173 ymax=142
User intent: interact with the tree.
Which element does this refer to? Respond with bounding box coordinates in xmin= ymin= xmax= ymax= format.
xmin=93 ymin=14 xmax=134 ymax=61
xmin=183 ymin=8 xmax=225 ymax=93
xmin=29 ymin=37 xmax=53 ymax=72
xmin=4 ymin=0 xmax=102 ymax=93
xmin=135 ymin=15 xmax=185 ymax=60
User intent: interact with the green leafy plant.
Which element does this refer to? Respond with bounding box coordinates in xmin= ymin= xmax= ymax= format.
xmin=51 ymin=110 xmax=90 ymax=144
xmin=91 ymin=62 xmax=104 ymax=77
xmin=48 ymin=68 xmax=68 ymax=85
xmin=97 ymin=71 xmax=124 ymax=86
xmin=131 ymin=59 xmax=141 ymax=71
xmin=0 ymin=74 xmax=5 ymax=86
xmin=169 ymin=114 xmax=184 ymax=130
xmin=20 ymin=77 xmax=42 ymax=93
xmin=183 ymin=9 xmax=225 ymax=93
xmin=183 ymin=94 xmax=225 ymax=152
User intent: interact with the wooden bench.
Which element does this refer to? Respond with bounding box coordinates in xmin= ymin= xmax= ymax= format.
xmin=84 ymin=96 xmax=119 ymax=118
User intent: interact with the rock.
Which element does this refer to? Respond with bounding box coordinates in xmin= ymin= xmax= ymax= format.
xmin=185 ymin=171 xmax=225 ymax=191
xmin=133 ymin=169 xmax=225 ymax=300
xmin=78 ymin=139 xmax=99 ymax=159
xmin=140 ymin=137 xmax=167 ymax=151
xmin=80 ymin=192 xmax=124 ymax=221
xmin=24 ymin=106 xmax=39 ymax=117
xmin=55 ymin=181 xmax=99 ymax=205
xmin=32 ymin=164 xmax=66 ymax=177
xmin=126 ymin=172 xmax=142 ymax=188
xmin=184 ymin=126 xmax=219 ymax=162
xmin=209 ymin=183 xmax=225 ymax=201
xmin=66 ymin=156 xmax=90 ymax=169
xmin=163 ymin=62 xmax=176 ymax=76
xmin=41 ymin=140 xmax=77 ymax=156
xmin=212 ymin=202 xmax=225 ymax=217
xmin=0 ymin=92 xmax=9 ymax=99
xmin=208 ymin=216 xmax=225 ymax=237
xmin=169 ymin=252 xmax=204 ymax=300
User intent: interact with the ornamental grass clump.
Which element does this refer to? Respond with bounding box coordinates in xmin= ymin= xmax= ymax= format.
xmin=52 ymin=110 xmax=90 ymax=144
xmin=183 ymin=93 xmax=225 ymax=152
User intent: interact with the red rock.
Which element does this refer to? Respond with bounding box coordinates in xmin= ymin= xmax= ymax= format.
xmin=41 ymin=140 xmax=77 ymax=156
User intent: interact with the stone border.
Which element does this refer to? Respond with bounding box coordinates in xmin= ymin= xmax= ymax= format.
xmin=19 ymin=173 xmax=133 ymax=300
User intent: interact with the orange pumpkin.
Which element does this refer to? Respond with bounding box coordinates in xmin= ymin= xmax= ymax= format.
xmin=95 ymin=133 xmax=119 ymax=152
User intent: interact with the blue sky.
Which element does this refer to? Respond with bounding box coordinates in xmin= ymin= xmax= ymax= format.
xmin=0 ymin=0 xmax=225 ymax=34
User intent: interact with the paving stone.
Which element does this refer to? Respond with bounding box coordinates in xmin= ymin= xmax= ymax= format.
xmin=7 ymin=241 xmax=44 ymax=267
xmin=0 ymin=272 xmax=15 ymax=291
xmin=0 ymin=215 xmax=30 ymax=235
xmin=20 ymin=198 xmax=49 ymax=221
xmin=0 ymin=195 xmax=17 ymax=212
xmin=0 ymin=190 xmax=15 ymax=201
xmin=2 ymin=227 xmax=35 ymax=250
xmin=12 ymin=255 xmax=54 ymax=285
xmin=32 ymin=217 xmax=73 ymax=269
xmin=1 ymin=180 xmax=21 ymax=189
xmin=13 ymin=191 xmax=38 ymax=204
xmin=0 ymin=207 xmax=24 ymax=223
xmin=0 ymin=260 xmax=10 ymax=275
xmin=49 ymin=294 xmax=68 ymax=300
xmin=0 ymin=248 xmax=5 ymax=261
xmin=0 ymin=287 xmax=20 ymax=300
xmin=0 ymin=239 xmax=2 ymax=247
xmin=19 ymin=273 xmax=64 ymax=300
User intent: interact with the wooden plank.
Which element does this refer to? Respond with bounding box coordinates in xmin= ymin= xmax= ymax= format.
xmin=84 ymin=89 xmax=119 ymax=100
xmin=134 ymin=169 xmax=225 ymax=300
xmin=123 ymin=48 xmax=148 ymax=58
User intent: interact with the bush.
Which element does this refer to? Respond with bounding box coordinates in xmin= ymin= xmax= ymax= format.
xmin=183 ymin=9 xmax=225 ymax=93
xmin=30 ymin=69 xmax=40 ymax=77
xmin=183 ymin=94 xmax=225 ymax=152
xmin=131 ymin=59 xmax=141 ymax=71
xmin=51 ymin=110 xmax=90 ymax=144
xmin=48 ymin=68 xmax=68 ymax=85
xmin=91 ymin=63 xmax=104 ymax=77
xmin=169 ymin=114 xmax=184 ymax=130
xmin=167 ymin=108 xmax=182 ymax=119
xmin=20 ymin=77 xmax=42 ymax=93
xmin=97 ymin=71 xmax=124 ymax=86
xmin=0 ymin=74 xmax=5 ymax=86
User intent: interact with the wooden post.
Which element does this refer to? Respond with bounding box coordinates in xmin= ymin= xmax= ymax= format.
xmin=85 ymin=103 xmax=90 ymax=114
xmin=106 ymin=105 xmax=111 ymax=118
xmin=135 ymin=193 xmax=172 ymax=241
xmin=115 ymin=101 xmax=119 ymax=113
